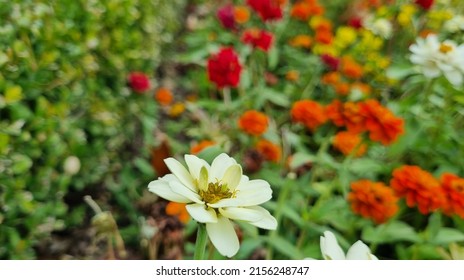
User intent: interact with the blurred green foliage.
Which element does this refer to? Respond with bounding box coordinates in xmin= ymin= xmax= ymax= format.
xmin=0 ymin=0 xmax=185 ymax=259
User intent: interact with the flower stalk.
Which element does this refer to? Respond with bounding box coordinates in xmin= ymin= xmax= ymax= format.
xmin=194 ymin=223 xmax=208 ymax=260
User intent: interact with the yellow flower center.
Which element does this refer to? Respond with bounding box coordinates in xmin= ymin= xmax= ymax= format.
xmin=439 ymin=43 xmax=453 ymax=54
xmin=199 ymin=181 xmax=235 ymax=204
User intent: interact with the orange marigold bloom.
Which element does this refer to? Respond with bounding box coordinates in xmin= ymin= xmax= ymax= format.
xmin=289 ymin=35 xmax=312 ymax=48
xmin=333 ymin=131 xmax=367 ymax=157
xmin=285 ymin=70 xmax=300 ymax=81
xmin=341 ymin=57 xmax=364 ymax=79
xmin=234 ymin=5 xmax=250 ymax=24
xmin=154 ymin=87 xmax=174 ymax=105
xmin=166 ymin=202 xmax=190 ymax=224
xmin=441 ymin=173 xmax=464 ymax=218
xmin=190 ymin=140 xmax=216 ymax=155
xmin=238 ymin=110 xmax=269 ymax=136
xmin=390 ymin=165 xmax=446 ymax=215
xmin=290 ymin=0 xmax=324 ymax=21
xmin=326 ymin=100 xmax=365 ymax=133
xmin=334 ymin=82 xmax=351 ymax=95
xmin=348 ymin=180 xmax=399 ymax=224
xmin=315 ymin=29 xmax=333 ymax=45
xmin=321 ymin=71 xmax=340 ymax=85
xmin=256 ymin=139 xmax=281 ymax=162
xmin=359 ymin=100 xmax=404 ymax=145
xmin=291 ymin=100 xmax=327 ymax=131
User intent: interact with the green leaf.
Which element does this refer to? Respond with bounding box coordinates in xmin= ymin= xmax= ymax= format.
xmin=11 ymin=154 xmax=33 ymax=175
xmin=265 ymin=235 xmax=303 ymax=259
xmin=289 ymin=152 xmax=316 ymax=169
xmin=426 ymin=212 xmax=442 ymax=241
xmin=268 ymin=47 xmax=279 ymax=70
xmin=430 ymin=228 xmax=464 ymax=245
xmin=362 ymin=221 xmax=422 ymax=244
xmin=196 ymin=145 xmax=224 ymax=163
xmin=134 ymin=158 xmax=154 ymax=176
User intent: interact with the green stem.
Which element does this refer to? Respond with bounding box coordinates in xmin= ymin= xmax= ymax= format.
xmin=223 ymin=87 xmax=231 ymax=108
xmin=194 ymin=223 xmax=208 ymax=260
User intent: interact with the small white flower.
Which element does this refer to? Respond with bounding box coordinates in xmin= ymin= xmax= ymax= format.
xmin=444 ymin=15 xmax=464 ymax=33
xmin=409 ymin=34 xmax=464 ymax=86
xmin=320 ymin=231 xmax=378 ymax=260
xmin=147 ymin=153 xmax=277 ymax=257
xmin=364 ymin=17 xmax=393 ymax=39
xmin=63 ymin=156 xmax=81 ymax=175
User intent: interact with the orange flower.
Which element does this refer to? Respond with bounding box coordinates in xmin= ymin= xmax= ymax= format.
xmin=341 ymin=56 xmax=364 ymax=79
xmin=348 ymin=180 xmax=399 ymax=224
xmin=233 ymin=5 xmax=250 ymax=24
xmin=289 ymin=35 xmax=312 ymax=48
xmin=256 ymin=139 xmax=281 ymax=162
xmin=315 ymin=29 xmax=333 ymax=45
xmin=390 ymin=165 xmax=446 ymax=214
xmin=441 ymin=173 xmax=464 ymax=218
xmin=333 ymin=131 xmax=367 ymax=157
xmin=238 ymin=110 xmax=269 ymax=136
xmin=326 ymin=100 xmax=365 ymax=133
xmin=165 ymin=202 xmax=190 ymax=224
xmin=291 ymin=100 xmax=327 ymax=130
xmin=154 ymin=87 xmax=174 ymax=105
xmin=359 ymin=100 xmax=404 ymax=145
xmin=190 ymin=140 xmax=216 ymax=155
xmin=334 ymin=82 xmax=351 ymax=95
xmin=285 ymin=70 xmax=300 ymax=81
xmin=290 ymin=0 xmax=324 ymax=21
xmin=321 ymin=71 xmax=340 ymax=85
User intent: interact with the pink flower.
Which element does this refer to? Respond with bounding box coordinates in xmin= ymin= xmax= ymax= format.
xmin=207 ymin=47 xmax=242 ymax=89
xmin=128 ymin=72 xmax=150 ymax=93
xmin=217 ymin=5 xmax=236 ymax=30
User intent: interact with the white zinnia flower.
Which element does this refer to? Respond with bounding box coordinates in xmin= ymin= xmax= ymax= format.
xmin=364 ymin=17 xmax=393 ymax=39
xmin=444 ymin=15 xmax=464 ymax=33
xmin=320 ymin=231 xmax=378 ymax=260
xmin=409 ymin=34 xmax=464 ymax=86
xmin=147 ymin=153 xmax=277 ymax=257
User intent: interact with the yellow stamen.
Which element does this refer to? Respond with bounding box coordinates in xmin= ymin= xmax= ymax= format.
xmin=439 ymin=43 xmax=453 ymax=54
xmin=198 ymin=181 xmax=236 ymax=204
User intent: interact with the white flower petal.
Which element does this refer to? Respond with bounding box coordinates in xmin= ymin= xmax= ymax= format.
xmin=209 ymin=153 xmax=236 ymax=182
xmin=169 ymin=180 xmax=203 ymax=204
xmin=209 ymin=179 xmax=272 ymax=208
xmin=164 ymin=157 xmax=196 ymax=191
xmin=320 ymin=231 xmax=346 ymax=260
xmin=185 ymin=204 xmax=217 ymax=223
xmin=221 ymin=164 xmax=242 ymax=191
xmin=346 ymin=240 xmax=378 ymax=260
xmin=245 ymin=206 xmax=277 ymax=230
xmin=444 ymin=69 xmax=463 ymax=86
xmin=206 ymin=215 xmax=239 ymax=258
xmin=147 ymin=175 xmax=192 ymax=203
xmin=219 ymin=207 xmax=263 ymax=222
xmin=185 ymin=154 xmax=210 ymax=181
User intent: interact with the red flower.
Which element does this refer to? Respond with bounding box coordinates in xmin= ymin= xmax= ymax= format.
xmin=291 ymin=100 xmax=327 ymax=131
xmin=217 ymin=5 xmax=236 ymax=30
xmin=247 ymin=0 xmax=283 ymax=21
xmin=207 ymin=47 xmax=242 ymax=89
xmin=347 ymin=17 xmax=363 ymax=29
xmin=241 ymin=28 xmax=274 ymax=52
xmin=320 ymin=54 xmax=340 ymax=71
xmin=415 ymin=0 xmax=434 ymax=10
xmin=128 ymin=72 xmax=150 ymax=93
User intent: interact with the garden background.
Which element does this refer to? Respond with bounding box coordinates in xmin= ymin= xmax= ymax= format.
xmin=1 ymin=0 xmax=464 ymax=260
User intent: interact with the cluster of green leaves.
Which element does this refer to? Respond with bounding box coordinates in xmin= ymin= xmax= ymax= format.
xmin=0 ymin=0 xmax=185 ymax=259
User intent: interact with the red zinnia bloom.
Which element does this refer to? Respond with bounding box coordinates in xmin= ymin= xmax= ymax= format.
xmin=128 ymin=72 xmax=150 ymax=93
xmin=347 ymin=16 xmax=363 ymax=29
xmin=241 ymin=28 xmax=274 ymax=52
xmin=415 ymin=0 xmax=434 ymax=10
xmin=391 ymin=165 xmax=446 ymax=214
xmin=348 ymin=180 xmax=399 ymax=224
xmin=321 ymin=54 xmax=340 ymax=71
xmin=441 ymin=173 xmax=464 ymax=218
xmin=291 ymin=100 xmax=327 ymax=131
xmin=247 ymin=0 xmax=283 ymax=21
xmin=217 ymin=5 xmax=236 ymax=30
xmin=207 ymin=47 xmax=242 ymax=89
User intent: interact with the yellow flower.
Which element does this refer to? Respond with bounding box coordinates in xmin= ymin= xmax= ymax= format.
xmin=335 ymin=26 xmax=357 ymax=47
